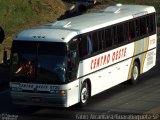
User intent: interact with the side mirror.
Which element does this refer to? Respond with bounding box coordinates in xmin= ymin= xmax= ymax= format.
xmin=0 ymin=26 xmax=5 ymax=44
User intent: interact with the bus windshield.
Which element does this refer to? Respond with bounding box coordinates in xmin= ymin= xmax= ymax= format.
xmin=11 ymin=41 xmax=67 ymax=84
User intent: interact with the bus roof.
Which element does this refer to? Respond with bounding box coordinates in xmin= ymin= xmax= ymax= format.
xmin=14 ymin=4 xmax=155 ymax=43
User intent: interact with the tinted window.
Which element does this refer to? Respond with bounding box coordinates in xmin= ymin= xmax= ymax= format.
xmin=124 ymin=22 xmax=130 ymax=41
xmin=140 ymin=17 xmax=147 ymax=36
xmin=150 ymin=14 xmax=156 ymax=33
xmin=12 ymin=41 xmax=66 ymax=55
xmin=11 ymin=41 xmax=67 ymax=84
xmin=135 ymin=19 xmax=140 ymax=37
xmin=105 ymin=27 xmax=112 ymax=48
xmin=117 ymin=24 xmax=125 ymax=44
xmin=97 ymin=30 xmax=104 ymax=51
xmin=112 ymin=26 xmax=117 ymax=45
xmin=79 ymin=35 xmax=88 ymax=58
xmin=92 ymin=32 xmax=99 ymax=52
xmin=129 ymin=20 xmax=136 ymax=39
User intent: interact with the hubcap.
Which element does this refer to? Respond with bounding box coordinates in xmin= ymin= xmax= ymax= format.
xmin=133 ymin=66 xmax=138 ymax=80
xmin=81 ymin=87 xmax=88 ymax=103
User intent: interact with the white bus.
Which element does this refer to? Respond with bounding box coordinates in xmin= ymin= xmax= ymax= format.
xmin=10 ymin=4 xmax=157 ymax=107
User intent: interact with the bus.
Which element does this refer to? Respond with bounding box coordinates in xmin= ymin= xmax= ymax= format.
xmin=10 ymin=4 xmax=157 ymax=107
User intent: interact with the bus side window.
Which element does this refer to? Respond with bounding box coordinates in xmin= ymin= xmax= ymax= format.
xmin=149 ymin=14 xmax=156 ymax=33
xmin=135 ymin=19 xmax=140 ymax=38
xmin=124 ymin=22 xmax=130 ymax=41
xmin=101 ymin=29 xmax=105 ymax=50
xmin=112 ymin=26 xmax=117 ymax=45
xmin=97 ymin=30 xmax=104 ymax=51
xmin=146 ymin=15 xmax=150 ymax=34
xmin=117 ymin=23 xmax=125 ymax=44
xmin=92 ymin=32 xmax=99 ymax=53
xmin=105 ymin=27 xmax=112 ymax=48
xmin=87 ymin=35 xmax=93 ymax=55
xmin=140 ymin=17 xmax=147 ymax=36
xmin=79 ymin=36 xmax=88 ymax=58
xmin=146 ymin=14 xmax=156 ymax=35
xmin=103 ymin=28 xmax=107 ymax=49
xmin=129 ymin=20 xmax=136 ymax=40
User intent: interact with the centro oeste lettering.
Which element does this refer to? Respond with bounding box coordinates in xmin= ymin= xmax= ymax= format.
xmin=91 ymin=47 xmax=127 ymax=70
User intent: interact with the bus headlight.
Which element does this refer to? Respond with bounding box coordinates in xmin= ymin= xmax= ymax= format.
xmin=59 ymin=90 xmax=65 ymax=94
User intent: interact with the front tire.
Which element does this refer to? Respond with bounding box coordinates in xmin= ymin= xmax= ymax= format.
xmin=131 ymin=61 xmax=140 ymax=85
xmin=80 ymin=82 xmax=89 ymax=106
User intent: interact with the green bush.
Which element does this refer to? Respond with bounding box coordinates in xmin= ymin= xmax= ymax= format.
xmin=0 ymin=0 xmax=49 ymax=36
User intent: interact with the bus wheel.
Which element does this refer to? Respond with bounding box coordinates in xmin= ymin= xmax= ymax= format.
xmin=80 ymin=82 xmax=89 ymax=106
xmin=131 ymin=61 xmax=139 ymax=85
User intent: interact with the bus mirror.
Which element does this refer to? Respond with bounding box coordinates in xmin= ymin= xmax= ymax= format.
xmin=0 ymin=27 xmax=5 ymax=44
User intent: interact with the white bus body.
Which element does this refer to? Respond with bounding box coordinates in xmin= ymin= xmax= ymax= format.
xmin=10 ymin=4 xmax=157 ymax=107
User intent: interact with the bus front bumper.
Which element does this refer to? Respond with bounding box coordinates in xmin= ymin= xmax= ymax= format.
xmin=10 ymin=91 xmax=68 ymax=107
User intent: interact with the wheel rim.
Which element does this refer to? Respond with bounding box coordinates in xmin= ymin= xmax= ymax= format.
xmin=81 ymin=87 xmax=88 ymax=103
xmin=133 ymin=65 xmax=138 ymax=80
